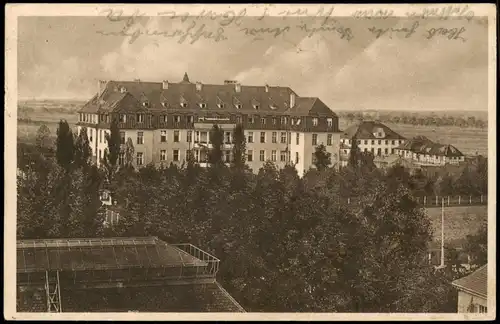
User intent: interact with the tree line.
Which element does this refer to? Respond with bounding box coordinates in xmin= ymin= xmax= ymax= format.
xmin=339 ymin=111 xmax=487 ymax=129
xmin=17 ymin=119 xmax=488 ymax=312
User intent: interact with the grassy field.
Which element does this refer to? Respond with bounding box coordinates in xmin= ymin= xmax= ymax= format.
xmin=426 ymin=205 xmax=487 ymax=246
xmin=339 ymin=120 xmax=488 ymax=157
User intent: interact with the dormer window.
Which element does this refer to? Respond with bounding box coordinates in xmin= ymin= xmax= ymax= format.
xmin=119 ymin=114 xmax=127 ymax=123
xmin=199 ymin=103 xmax=206 ymax=109
xmin=235 ymin=104 xmax=242 ymax=109
xmin=253 ymin=105 xmax=260 ymax=110
xmin=161 ymin=102 xmax=167 ymax=107
xmin=174 ymin=115 xmax=181 ymax=123
xmin=217 ymin=103 xmax=225 ymax=109
xmin=142 ymin=101 xmax=149 ymax=108
xmin=180 ymin=102 xmax=188 ymax=108
xmin=270 ymin=105 xmax=278 ymax=110
xmin=249 ymin=116 xmax=255 ymax=123
xmin=327 ymin=118 xmax=333 ymax=127
xmin=312 ymin=118 xmax=318 ymax=126
xmin=120 ymin=87 xmax=127 ymax=93
xmin=137 ymin=114 xmax=144 ymax=123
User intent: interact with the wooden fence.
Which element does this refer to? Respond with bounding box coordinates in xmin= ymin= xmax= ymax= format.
xmin=343 ymin=195 xmax=488 ymax=207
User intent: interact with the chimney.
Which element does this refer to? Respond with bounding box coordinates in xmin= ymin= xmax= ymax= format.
xmin=290 ymin=92 xmax=296 ymax=108
xmin=265 ymin=84 xmax=269 ymax=93
xmin=98 ymin=80 xmax=107 ymax=96
xmin=162 ymin=80 xmax=169 ymax=90
xmin=196 ymin=82 xmax=202 ymax=91
xmin=235 ymin=83 xmax=241 ymax=93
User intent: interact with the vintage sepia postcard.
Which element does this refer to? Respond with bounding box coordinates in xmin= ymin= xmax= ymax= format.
xmin=4 ymin=3 xmax=497 ymax=321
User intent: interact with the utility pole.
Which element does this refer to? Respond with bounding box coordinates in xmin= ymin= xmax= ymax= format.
xmin=439 ymin=197 xmax=445 ymax=268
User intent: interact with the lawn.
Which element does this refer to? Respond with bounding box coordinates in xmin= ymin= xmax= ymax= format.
xmin=426 ymin=205 xmax=487 ymax=247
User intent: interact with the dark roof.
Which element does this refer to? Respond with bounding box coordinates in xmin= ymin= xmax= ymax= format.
xmin=397 ymin=136 xmax=464 ymax=157
xmin=79 ymin=74 xmax=336 ymax=117
xmin=18 ymin=281 xmax=245 ymax=313
xmin=452 ymin=264 xmax=487 ymax=298
xmin=341 ymin=121 xmax=405 ymax=140
xmin=17 ymin=237 xmax=208 ymax=272
xmin=54 ymin=282 xmax=245 ymax=312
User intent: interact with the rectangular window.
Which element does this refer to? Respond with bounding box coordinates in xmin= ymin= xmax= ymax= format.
xmin=237 ymin=116 xmax=242 ymax=124
xmin=89 ymin=129 xmax=93 ymax=142
xmin=312 ymin=134 xmax=318 ymax=146
xmin=385 ymin=140 xmax=389 ymax=145
xmin=187 ymin=116 xmax=194 ymax=123
xmin=271 ymin=150 xmax=277 ymax=162
xmin=247 ymin=132 xmax=254 ymax=143
xmin=280 ymin=132 xmax=287 ymax=144
xmin=280 ymin=151 xmax=287 ymax=162
xmin=174 ymin=130 xmax=180 ymax=142
xmin=160 ymin=130 xmax=167 ymax=142
xmin=187 ymin=131 xmax=192 ymax=143
xmin=224 ymin=132 xmax=231 ymax=144
xmin=372 ymin=140 xmax=375 ymax=145
xmin=118 ymin=153 xmax=125 ymax=166
xmin=357 ymin=140 xmax=361 ymax=144
xmin=312 ymin=153 xmax=316 ymax=164
xmin=272 ymin=132 xmax=277 ymax=143
xmin=260 ymin=150 xmax=265 ymax=161
xmin=312 ymin=118 xmax=318 ymax=126
xmin=327 ymin=118 xmax=333 ymax=127
xmin=385 ymin=148 xmax=389 ymax=155
xmin=295 ymin=152 xmax=299 ymax=164
xmin=173 ymin=150 xmax=179 ymax=162
xmin=272 ymin=118 xmax=277 ymax=125
xmin=160 ymin=150 xmax=166 ymax=161
xmin=98 ymin=149 xmax=102 ymax=162
xmin=378 ymin=140 xmax=382 ymax=145
xmin=225 ymin=151 xmax=231 ymax=163
xmin=261 ymin=117 xmax=266 ymax=125
xmin=136 ymin=152 xmax=144 ymax=166
xmin=288 ymin=132 xmax=291 ymax=145
xmin=327 ymin=134 xmax=332 ymax=146
xmin=377 ymin=148 xmax=382 ymax=156
xmin=249 ymin=116 xmax=255 ymax=124
xmin=478 ymin=305 xmax=487 ymax=313
xmin=247 ymin=150 xmax=253 ymax=162
xmin=391 ymin=140 xmax=395 ymax=145
xmin=137 ymin=114 xmax=144 ymax=123
xmin=295 ymin=133 xmax=300 ymax=145
xmin=119 ymin=114 xmax=126 ymax=123
xmin=260 ymin=132 xmax=266 ymax=143
xmin=137 ymin=132 xmax=144 ymax=145
xmin=162 ymin=115 xmax=167 ymax=123
xmin=364 ymin=140 xmax=368 ymax=145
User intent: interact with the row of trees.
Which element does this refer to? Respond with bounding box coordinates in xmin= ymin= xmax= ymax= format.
xmin=17 ymin=119 xmax=488 ymax=312
xmin=340 ymin=112 xmax=487 ymax=129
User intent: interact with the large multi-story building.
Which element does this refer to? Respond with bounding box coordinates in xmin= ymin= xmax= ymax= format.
xmin=77 ymin=73 xmax=341 ymax=176
xmin=340 ymin=121 xmax=406 ymax=160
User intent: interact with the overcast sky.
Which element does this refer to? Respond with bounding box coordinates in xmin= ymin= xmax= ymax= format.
xmin=18 ymin=15 xmax=488 ymax=111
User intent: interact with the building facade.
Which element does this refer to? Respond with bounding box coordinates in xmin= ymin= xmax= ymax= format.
xmin=452 ymin=264 xmax=487 ymax=313
xmin=77 ymin=73 xmax=341 ymax=177
xmin=396 ymin=136 xmax=465 ymax=166
xmin=340 ymin=121 xmax=406 ymax=158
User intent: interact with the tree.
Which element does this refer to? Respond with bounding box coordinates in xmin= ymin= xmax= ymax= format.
xmin=73 ymin=127 xmax=92 ymax=168
xmin=124 ymin=137 xmax=135 ymax=167
xmin=231 ymin=123 xmax=246 ymax=169
xmin=35 ymin=124 xmax=52 ymax=149
xmin=313 ymin=144 xmax=331 ymax=171
xmin=348 ymin=135 xmax=360 ymax=169
xmin=56 ymin=119 xmax=74 ymax=171
xmin=208 ymin=124 xmax=224 ymax=167
xmin=463 ymin=221 xmax=487 ymax=266
xmin=102 ymin=117 xmax=121 ymax=181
